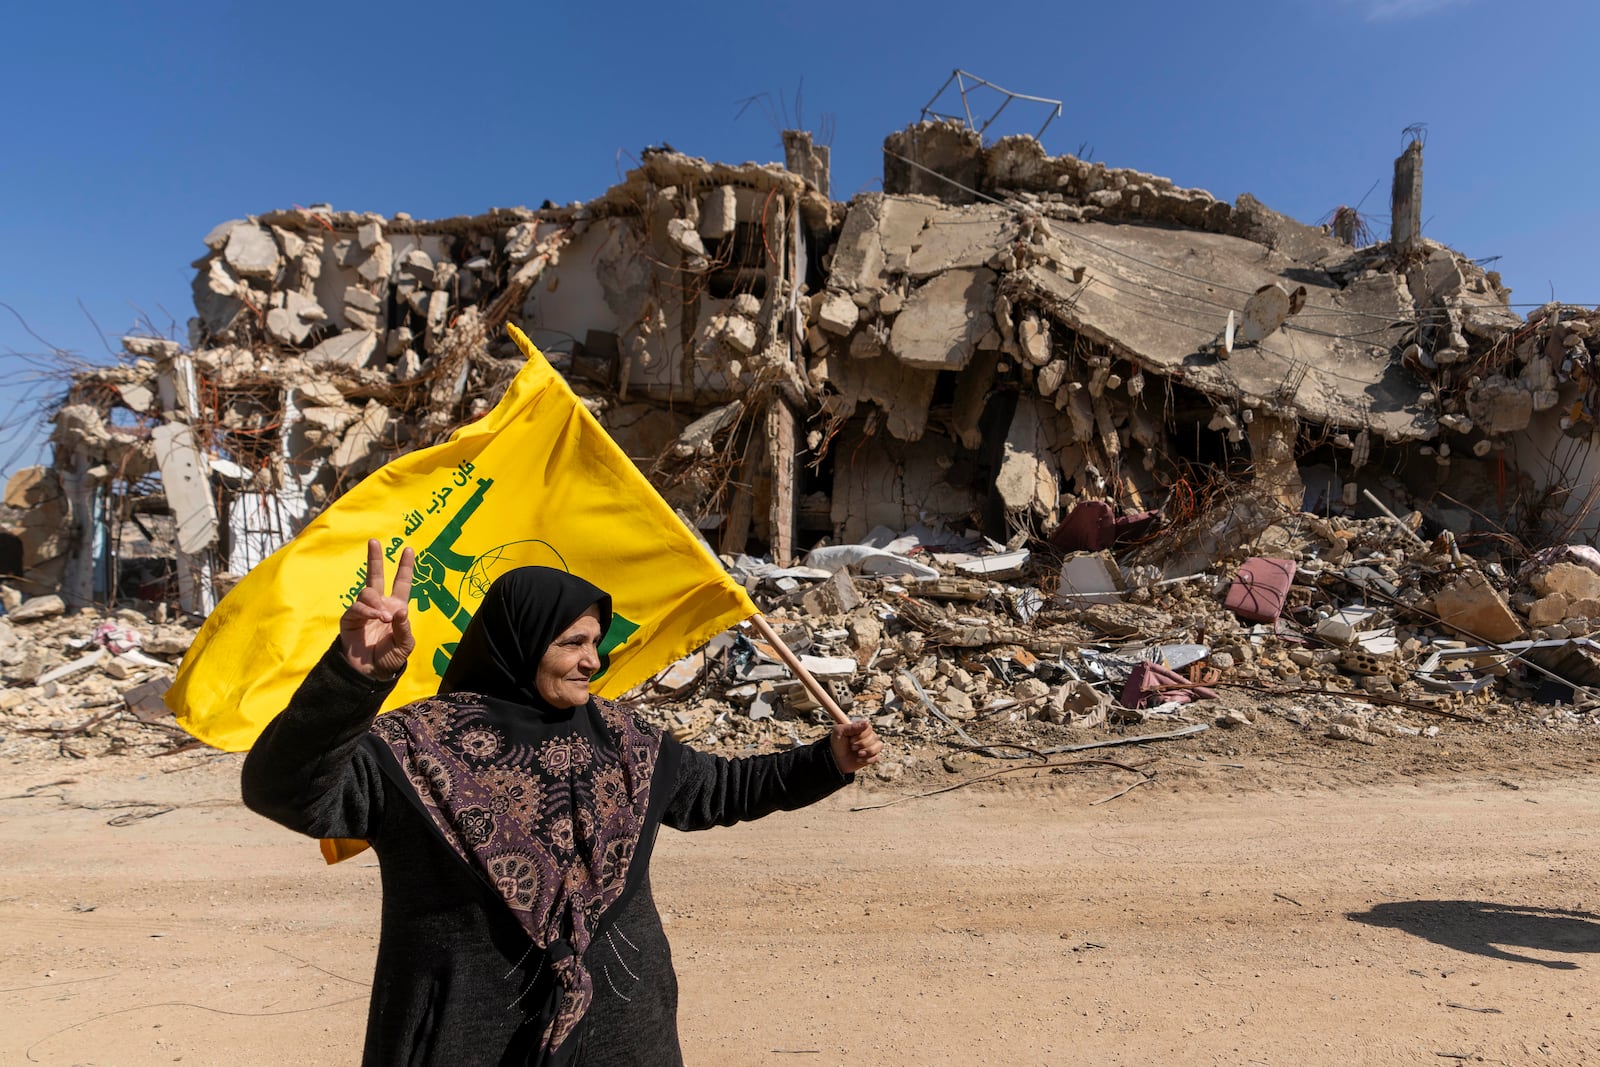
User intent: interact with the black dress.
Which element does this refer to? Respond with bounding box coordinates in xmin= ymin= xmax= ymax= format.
xmin=241 ymin=644 xmax=852 ymax=1066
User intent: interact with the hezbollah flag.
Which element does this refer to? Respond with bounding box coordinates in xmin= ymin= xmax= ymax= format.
xmin=166 ymin=323 xmax=758 ymax=752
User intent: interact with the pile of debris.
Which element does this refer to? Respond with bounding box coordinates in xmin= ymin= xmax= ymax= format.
xmin=3 ymin=112 xmax=1599 ymax=770
xmin=5 ymin=489 xmax=1597 ymax=769
xmin=0 ymin=591 xmax=196 ymax=760
xmin=6 ymin=119 xmax=1600 ymax=623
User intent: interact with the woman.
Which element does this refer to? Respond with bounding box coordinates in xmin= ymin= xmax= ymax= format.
xmin=242 ymin=541 xmax=881 ymax=1065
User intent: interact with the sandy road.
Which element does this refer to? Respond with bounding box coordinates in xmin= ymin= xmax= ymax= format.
xmin=1 ymin=752 xmax=1597 ymax=1066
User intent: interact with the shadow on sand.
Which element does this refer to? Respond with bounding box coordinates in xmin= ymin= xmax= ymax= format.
xmin=1347 ymin=900 xmax=1600 ymax=969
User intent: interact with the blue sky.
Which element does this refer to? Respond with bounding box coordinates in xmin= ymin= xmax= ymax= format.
xmin=2 ymin=0 xmax=1595 ymax=476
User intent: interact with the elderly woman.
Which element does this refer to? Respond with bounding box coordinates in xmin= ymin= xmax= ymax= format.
xmin=242 ymin=542 xmax=881 ymax=1066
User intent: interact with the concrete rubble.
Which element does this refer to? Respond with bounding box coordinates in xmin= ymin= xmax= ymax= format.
xmin=4 ymin=120 xmax=1600 ymax=766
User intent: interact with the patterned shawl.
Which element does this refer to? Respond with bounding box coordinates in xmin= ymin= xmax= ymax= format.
xmin=368 ymin=567 xmax=665 ymax=1059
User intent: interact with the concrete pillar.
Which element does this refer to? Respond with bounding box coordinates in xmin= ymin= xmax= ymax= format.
xmin=766 ymin=396 xmax=797 ymax=566
xmin=781 ymin=130 xmax=830 ymax=198
xmin=1390 ymin=140 xmax=1423 ymax=254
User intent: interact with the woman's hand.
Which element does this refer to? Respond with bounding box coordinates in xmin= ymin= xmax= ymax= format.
xmin=339 ymin=539 xmax=416 ymax=679
xmin=829 ymin=719 xmax=883 ymax=774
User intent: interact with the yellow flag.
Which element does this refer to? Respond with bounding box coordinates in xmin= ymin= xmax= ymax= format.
xmin=166 ymin=323 xmax=758 ymax=752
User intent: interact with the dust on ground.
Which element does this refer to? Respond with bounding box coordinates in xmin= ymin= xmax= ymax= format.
xmin=3 ymin=716 xmax=1597 ymax=1067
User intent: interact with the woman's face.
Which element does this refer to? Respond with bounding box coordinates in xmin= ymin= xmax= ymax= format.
xmin=535 ymin=606 xmax=603 ymax=708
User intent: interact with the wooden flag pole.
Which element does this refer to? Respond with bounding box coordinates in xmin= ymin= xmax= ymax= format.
xmin=747 ymin=614 xmax=852 ymax=725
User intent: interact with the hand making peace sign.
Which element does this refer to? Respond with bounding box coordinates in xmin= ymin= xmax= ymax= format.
xmin=339 ymin=539 xmax=416 ymax=679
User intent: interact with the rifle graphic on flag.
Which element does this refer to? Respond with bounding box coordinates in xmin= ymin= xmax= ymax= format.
xmin=166 ymin=324 xmax=773 ymax=753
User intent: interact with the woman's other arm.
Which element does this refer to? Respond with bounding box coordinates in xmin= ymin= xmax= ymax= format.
xmin=662 ymin=720 xmax=880 ymax=832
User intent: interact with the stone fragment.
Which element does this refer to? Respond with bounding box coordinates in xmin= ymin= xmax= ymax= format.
xmin=1314 ymin=617 xmax=1356 ymax=646
xmin=203 ymin=218 xmax=247 ymax=250
xmin=817 ymin=291 xmax=859 ymax=336
xmin=1465 ymin=375 xmax=1534 ymax=435
xmin=357 ymin=220 xmax=383 ymax=251
xmin=295 ymin=379 xmax=346 ymax=407
xmin=424 ymin=290 xmax=450 ymax=353
xmin=720 ymin=316 xmax=757 ymax=355
xmin=142 ymin=630 xmax=195 ymax=656
xmin=299 ymin=406 xmax=361 ymax=435
xmin=996 ymin=396 xmax=1058 ymax=519
xmin=306 ymin=329 xmax=380 ymax=369
xmin=1019 ymin=313 xmax=1050 ymax=366
xmin=1433 ymin=571 xmax=1525 ymax=643
xmin=1533 ymin=562 xmax=1600 ymax=602
xmin=1527 ymin=593 xmax=1571 ymax=628
xmin=265 ymin=290 xmax=326 ymax=346
xmin=666 ymin=218 xmax=706 ymax=258
xmin=223 ymin=225 xmax=279 ymax=277
xmin=700 ymin=186 xmax=738 ymax=241
xmin=398 ymin=247 xmax=435 ymax=286
xmin=331 ymin=401 xmax=390 ymax=469
xmin=356 ymin=241 xmax=393 ymax=285
xmin=800 ymin=571 xmax=861 ymax=617
xmin=9 ymin=595 xmax=66 ymax=623
xmin=889 ymin=268 xmax=996 ymax=371
xmin=1567 ymin=597 xmax=1600 ymax=621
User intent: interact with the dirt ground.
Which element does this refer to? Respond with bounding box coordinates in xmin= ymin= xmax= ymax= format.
xmin=3 ymin=719 xmax=1599 ymax=1066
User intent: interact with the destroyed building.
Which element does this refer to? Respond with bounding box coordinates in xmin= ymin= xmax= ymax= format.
xmin=5 ymin=121 xmax=1599 ymax=619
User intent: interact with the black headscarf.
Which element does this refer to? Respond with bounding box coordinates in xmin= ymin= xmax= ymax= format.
xmin=438 ymin=567 xmax=612 ymax=711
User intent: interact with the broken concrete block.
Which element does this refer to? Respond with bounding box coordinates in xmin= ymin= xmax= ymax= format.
xmin=720 ymin=316 xmax=757 ymax=355
xmin=202 ymin=218 xmax=247 ymax=250
xmin=9 ymin=594 xmax=66 ymax=623
xmin=1465 ymin=375 xmax=1534 ymax=435
xmin=151 ymin=422 xmax=219 ymax=554
xmin=1314 ymin=617 xmax=1356 ymax=646
xmin=666 ymin=218 xmax=706 ymax=258
xmin=357 ymin=220 xmax=384 ymax=251
xmin=300 ymin=405 xmax=361 ymax=435
xmin=818 ymin=291 xmax=859 ymax=336
xmin=331 ymin=400 xmax=390 ymax=469
xmin=996 ymin=396 xmax=1059 ymax=519
xmin=264 ymin=290 xmax=327 ymax=346
xmin=1018 ymin=313 xmax=1050 ymax=366
xmin=849 ymin=329 xmax=885 ymax=359
xmin=307 ymin=329 xmax=380 ymax=369
xmin=356 ymin=240 xmax=393 ymax=285
xmin=889 ymin=267 xmax=996 ymax=371
xmin=424 ymin=290 xmax=450 ymax=353
xmin=142 ymin=630 xmax=195 ymax=656
xmin=1527 ymin=593 xmax=1571 ymax=627
xmin=1433 ymin=571 xmax=1525 ymax=643
xmin=1567 ymin=597 xmax=1600 ymax=621
xmin=700 ymin=186 xmax=738 ymax=241
xmin=223 ymin=224 xmax=279 ymax=278
xmin=1037 ymin=360 xmax=1067 ymax=396
xmin=800 ymin=571 xmax=862 ymax=618
xmin=344 ymin=286 xmax=381 ymax=316
xmin=295 ymin=379 xmax=346 ymax=407
xmin=398 ymin=247 xmax=435 ymax=286
xmin=1532 ymin=561 xmax=1600 ymax=602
